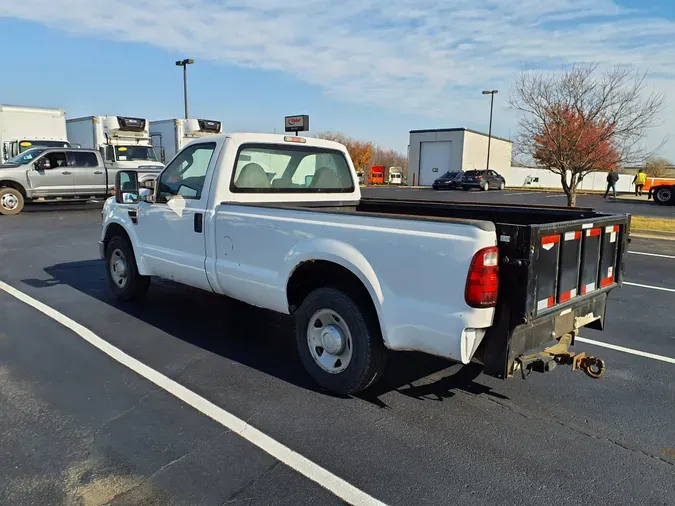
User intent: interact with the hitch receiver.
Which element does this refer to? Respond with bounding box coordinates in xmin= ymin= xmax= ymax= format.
xmin=515 ymin=333 xmax=606 ymax=379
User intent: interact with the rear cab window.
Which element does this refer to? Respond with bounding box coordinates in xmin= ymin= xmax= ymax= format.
xmin=231 ymin=144 xmax=355 ymax=193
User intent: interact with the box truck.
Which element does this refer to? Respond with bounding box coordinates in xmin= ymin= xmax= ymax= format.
xmin=66 ymin=116 xmax=164 ymax=180
xmin=150 ymin=118 xmax=222 ymax=163
xmin=0 ymin=105 xmax=71 ymax=162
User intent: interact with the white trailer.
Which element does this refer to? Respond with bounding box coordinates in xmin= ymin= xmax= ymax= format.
xmin=150 ymin=118 xmax=222 ymax=163
xmin=0 ymin=105 xmax=70 ymax=162
xmin=66 ymin=116 xmax=164 ymax=177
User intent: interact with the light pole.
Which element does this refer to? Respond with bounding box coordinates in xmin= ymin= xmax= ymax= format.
xmin=482 ymin=90 xmax=498 ymax=171
xmin=175 ymin=59 xmax=195 ymax=119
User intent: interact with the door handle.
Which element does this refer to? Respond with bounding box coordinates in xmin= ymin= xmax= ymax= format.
xmin=62 ymin=171 xmax=72 ymax=175
xmin=194 ymin=213 xmax=203 ymax=233
xmin=94 ymin=171 xmax=103 ymax=175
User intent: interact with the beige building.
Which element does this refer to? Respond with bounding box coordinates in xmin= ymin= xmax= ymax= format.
xmin=408 ymin=128 xmax=513 ymax=186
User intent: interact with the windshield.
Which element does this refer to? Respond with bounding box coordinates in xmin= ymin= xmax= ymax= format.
xmin=7 ymin=148 xmax=47 ymax=164
xmin=18 ymin=140 xmax=70 ymax=153
xmin=114 ymin=145 xmax=158 ymax=162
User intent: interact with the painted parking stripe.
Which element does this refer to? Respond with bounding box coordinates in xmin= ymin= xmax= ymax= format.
xmin=577 ymin=337 xmax=675 ymax=365
xmin=624 ymin=281 xmax=675 ymax=293
xmin=629 ymin=251 xmax=675 ymax=260
xmin=0 ymin=280 xmax=387 ymax=506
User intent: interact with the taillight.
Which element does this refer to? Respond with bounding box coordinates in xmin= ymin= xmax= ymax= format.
xmin=476 ymin=175 xmax=483 ymax=179
xmin=465 ymin=246 xmax=499 ymax=308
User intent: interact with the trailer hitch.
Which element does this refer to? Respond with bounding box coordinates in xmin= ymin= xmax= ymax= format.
xmin=515 ymin=333 xmax=606 ymax=379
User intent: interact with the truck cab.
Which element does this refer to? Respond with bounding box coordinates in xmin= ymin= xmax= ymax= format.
xmin=67 ymin=116 xmax=164 ymax=180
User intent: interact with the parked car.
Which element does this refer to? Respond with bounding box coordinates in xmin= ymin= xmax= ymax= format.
xmin=462 ymin=170 xmax=505 ymax=191
xmin=432 ymin=170 xmax=464 ymax=190
xmin=0 ymin=147 xmax=161 ymax=215
xmin=100 ymin=133 xmax=629 ymax=396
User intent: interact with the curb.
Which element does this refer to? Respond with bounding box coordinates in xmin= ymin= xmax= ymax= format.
xmin=631 ymin=231 xmax=675 ymax=241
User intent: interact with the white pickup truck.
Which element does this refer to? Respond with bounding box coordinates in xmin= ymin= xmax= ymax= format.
xmin=100 ymin=133 xmax=630 ymax=395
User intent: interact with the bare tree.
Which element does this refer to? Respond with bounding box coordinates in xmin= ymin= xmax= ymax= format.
xmin=644 ymin=156 xmax=672 ymax=178
xmin=509 ymin=65 xmax=665 ymax=206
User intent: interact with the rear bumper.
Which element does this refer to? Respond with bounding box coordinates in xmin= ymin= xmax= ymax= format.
xmin=462 ymin=182 xmax=482 ymax=189
xmin=480 ymin=289 xmax=611 ymax=379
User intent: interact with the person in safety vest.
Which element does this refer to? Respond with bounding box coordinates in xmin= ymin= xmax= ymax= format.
xmin=633 ymin=168 xmax=647 ymax=197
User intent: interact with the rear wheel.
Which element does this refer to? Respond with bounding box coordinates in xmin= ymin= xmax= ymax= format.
xmin=105 ymin=236 xmax=150 ymax=301
xmin=482 ymin=181 xmax=490 ymax=191
xmin=654 ymin=187 xmax=674 ymax=205
xmin=294 ymin=287 xmax=387 ymax=396
xmin=0 ymin=187 xmax=24 ymax=215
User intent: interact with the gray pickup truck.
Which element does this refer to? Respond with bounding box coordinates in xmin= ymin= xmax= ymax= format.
xmin=0 ymin=147 xmax=161 ymax=215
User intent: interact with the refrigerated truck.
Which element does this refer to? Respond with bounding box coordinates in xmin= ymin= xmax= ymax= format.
xmin=150 ymin=118 xmax=222 ymax=163
xmin=66 ymin=116 xmax=164 ymax=179
xmin=0 ymin=105 xmax=71 ymax=162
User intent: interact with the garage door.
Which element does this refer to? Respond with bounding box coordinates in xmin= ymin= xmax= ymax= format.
xmin=419 ymin=141 xmax=452 ymax=186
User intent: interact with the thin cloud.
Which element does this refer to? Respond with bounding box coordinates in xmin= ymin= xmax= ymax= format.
xmin=1 ymin=0 xmax=674 ymax=149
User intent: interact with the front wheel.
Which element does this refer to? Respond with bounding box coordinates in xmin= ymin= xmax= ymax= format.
xmin=498 ymin=181 xmax=505 ymax=191
xmin=105 ymin=236 xmax=150 ymax=301
xmin=294 ymin=287 xmax=387 ymax=396
xmin=0 ymin=187 xmax=25 ymax=215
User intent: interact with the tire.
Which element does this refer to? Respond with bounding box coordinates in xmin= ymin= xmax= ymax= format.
xmin=498 ymin=181 xmax=505 ymax=191
xmin=0 ymin=187 xmax=25 ymax=215
xmin=105 ymin=236 xmax=150 ymax=301
xmin=294 ymin=287 xmax=387 ymax=396
xmin=482 ymin=181 xmax=490 ymax=191
xmin=653 ymin=187 xmax=674 ymax=206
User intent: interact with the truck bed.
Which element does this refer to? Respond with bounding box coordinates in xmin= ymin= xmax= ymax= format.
xmin=248 ymin=196 xmax=631 ymax=378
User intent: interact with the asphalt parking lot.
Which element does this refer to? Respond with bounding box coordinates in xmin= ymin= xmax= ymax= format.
xmin=1 ymin=199 xmax=675 ymax=505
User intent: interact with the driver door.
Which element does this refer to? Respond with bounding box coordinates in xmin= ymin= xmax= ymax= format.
xmin=28 ymin=151 xmax=74 ymax=197
xmin=135 ymin=141 xmax=217 ymax=291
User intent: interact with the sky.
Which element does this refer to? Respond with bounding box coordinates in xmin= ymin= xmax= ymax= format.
xmin=2 ymin=0 xmax=675 ymax=159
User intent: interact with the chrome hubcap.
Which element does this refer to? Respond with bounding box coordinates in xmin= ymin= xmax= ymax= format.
xmin=307 ymin=309 xmax=353 ymax=374
xmin=1 ymin=193 xmax=19 ymax=210
xmin=110 ymin=249 xmax=128 ymax=288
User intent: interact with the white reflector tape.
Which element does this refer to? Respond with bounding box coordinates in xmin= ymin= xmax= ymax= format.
xmin=608 ymin=266 xmax=614 ymax=278
xmin=610 ymin=232 xmax=617 ymax=243
xmin=582 ymin=223 xmax=594 ymax=229
xmin=581 ymin=282 xmax=596 ymax=295
xmin=605 ymin=226 xmax=614 ymax=233
xmin=537 ymin=297 xmax=554 ymax=310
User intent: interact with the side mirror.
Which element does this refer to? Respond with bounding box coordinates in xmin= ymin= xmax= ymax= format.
xmin=36 ymin=158 xmax=52 ymax=170
xmin=2 ymin=142 xmax=9 ymax=162
xmin=115 ymin=170 xmax=139 ymax=204
xmin=141 ymin=179 xmax=156 ymax=189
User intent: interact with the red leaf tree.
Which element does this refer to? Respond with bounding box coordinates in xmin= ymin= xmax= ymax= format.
xmin=510 ymin=65 xmax=665 ymax=206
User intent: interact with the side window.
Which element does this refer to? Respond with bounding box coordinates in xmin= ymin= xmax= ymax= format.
xmin=157 ymin=142 xmax=216 ymax=202
xmin=71 ymin=152 xmax=99 ymax=167
xmin=46 ymin=152 xmax=68 ymax=169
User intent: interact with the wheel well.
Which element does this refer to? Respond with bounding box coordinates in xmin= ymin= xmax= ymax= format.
xmin=103 ymin=223 xmax=132 ymax=252
xmin=287 ymin=261 xmax=378 ymax=316
xmin=0 ymin=181 xmax=27 ymax=197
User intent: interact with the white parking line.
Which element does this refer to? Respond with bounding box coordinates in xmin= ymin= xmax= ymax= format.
xmin=624 ymin=281 xmax=675 ymax=293
xmin=629 ymin=251 xmax=675 ymax=260
xmin=0 ymin=280 xmax=386 ymax=506
xmin=577 ymin=337 xmax=675 ymax=365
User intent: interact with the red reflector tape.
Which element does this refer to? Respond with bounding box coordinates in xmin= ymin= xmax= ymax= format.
xmin=537 ymin=296 xmax=555 ymax=311
xmin=559 ymin=288 xmax=577 ymax=303
xmin=600 ymin=276 xmax=615 ymax=288
xmin=564 ymin=231 xmax=581 ymax=241
xmin=587 ymin=228 xmax=601 ymax=237
xmin=542 ymin=234 xmax=560 ymax=245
